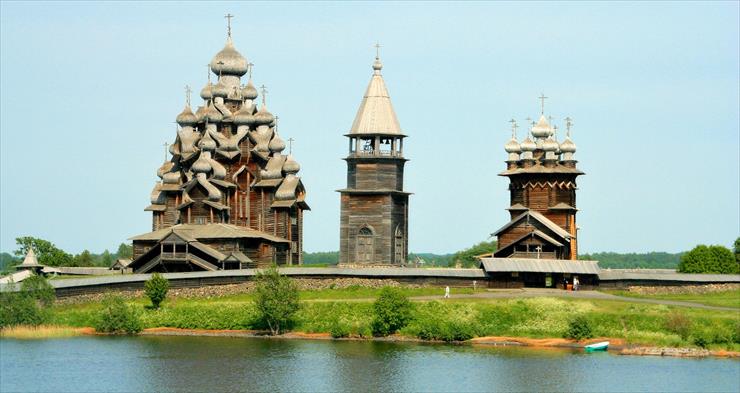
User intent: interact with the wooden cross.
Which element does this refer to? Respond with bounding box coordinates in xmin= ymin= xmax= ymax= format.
xmin=508 ymin=119 xmax=518 ymax=139
xmin=287 ymin=137 xmax=295 ymax=155
xmin=260 ymin=84 xmax=267 ymax=105
xmin=565 ymin=116 xmax=573 ymax=137
xmin=535 ymin=245 xmax=542 ymax=259
xmin=163 ymin=142 xmax=169 ymax=162
xmin=225 ymin=13 xmax=234 ymax=37
xmin=247 ymin=62 xmax=254 ymax=79
xmin=374 ymin=42 xmax=382 ymax=58
xmin=206 ymin=64 xmax=211 ymax=83
xmin=525 ymin=117 xmax=534 ymax=128
xmin=539 ymin=93 xmax=548 ymax=114
xmin=185 ymin=85 xmax=192 ymax=107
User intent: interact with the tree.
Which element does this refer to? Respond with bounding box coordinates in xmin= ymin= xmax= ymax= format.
xmin=734 ymin=237 xmax=740 ymax=263
xmin=94 ymin=294 xmax=142 ymax=334
xmin=678 ymin=245 xmax=738 ymax=274
xmin=371 ymin=287 xmax=413 ymax=336
xmin=116 ymin=243 xmax=133 ymax=260
xmin=452 ymin=240 xmax=497 ymax=268
xmin=100 ymin=250 xmax=114 ymax=267
xmin=254 ymin=266 xmax=300 ymax=335
xmin=21 ymin=274 xmax=55 ymax=307
xmin=72 ymin=250 xmax=94 ymax=267
xmin=144 ymin=273 xmax=169 ymax=309
xmin=14 ymin=237 xmax=73 ymax=267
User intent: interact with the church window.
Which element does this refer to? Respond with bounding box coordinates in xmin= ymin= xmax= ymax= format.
xmin=356 ymin=226 xmax=374 ymax=263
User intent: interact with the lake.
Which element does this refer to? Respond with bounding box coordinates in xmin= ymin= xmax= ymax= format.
xmin=1 ymin=336 xmax=738 ymax=392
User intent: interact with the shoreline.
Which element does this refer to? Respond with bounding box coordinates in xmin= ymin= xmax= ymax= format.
xmin=6 ymin=325 xmax=734 ymax=359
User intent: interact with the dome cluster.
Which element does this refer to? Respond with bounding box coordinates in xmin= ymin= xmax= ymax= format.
xmin=503 ymin=112 xmax=577 ymax=164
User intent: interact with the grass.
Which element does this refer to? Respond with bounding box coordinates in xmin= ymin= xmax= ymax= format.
xmin=0 ymin=325 xmax=82 ymax=339
xmin=42 ymin=287 xmax=740 ymax=350
xmin=605 ymin=289 xmax=740 ymax=308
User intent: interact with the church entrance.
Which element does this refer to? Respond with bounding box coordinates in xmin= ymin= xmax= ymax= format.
xmin=356 ymin=227 xmax=374 ymax=263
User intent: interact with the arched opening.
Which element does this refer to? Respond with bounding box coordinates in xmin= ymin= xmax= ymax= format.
xmin=394 ymin=225 xmax=404 ymax=264
xmin=356 ymin=226 xmax=374 ymax=263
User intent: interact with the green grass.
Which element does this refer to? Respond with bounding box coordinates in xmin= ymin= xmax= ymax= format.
xmin=605 ymin=289 xmax=740 ymax=308
xmin=45 ymin=287 xmax=740 ymax=350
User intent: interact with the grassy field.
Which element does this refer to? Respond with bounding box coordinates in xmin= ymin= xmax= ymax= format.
xmin=42 ymin=287 xmax=740 ymax=350
xmin=604 ymin=289 xmax=740 ymax=309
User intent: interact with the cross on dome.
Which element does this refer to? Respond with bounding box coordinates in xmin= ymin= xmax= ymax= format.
xmin=288 ymin=137 xmax=295 ymax=155
xmin=539 ymin=93 xmax=548 ymax=114
xmin=185 ymin=85 xmax=192 ymax=107
xmin=565 ymin=117 xmax=573 ymax=137
xmin=225 ymin=13 xmax=234 ymax=38
xmin=248 ymin=62 xmax=254 ymax=80
xmin=509 ymin=118 xmax=518 ymax=139
xmin=260 ymin=84 xmax=268 ymax=105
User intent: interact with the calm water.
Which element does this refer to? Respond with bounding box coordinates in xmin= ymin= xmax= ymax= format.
xmin=1 ymin=336 xmax=738 ymax=393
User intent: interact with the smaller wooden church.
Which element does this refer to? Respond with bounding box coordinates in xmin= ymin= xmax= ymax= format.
xmin=480 ymin=99 xmax=599 ymax=288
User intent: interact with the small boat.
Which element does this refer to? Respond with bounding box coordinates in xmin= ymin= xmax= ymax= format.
xmin=584 ymin=341 xmax=609 ymax=352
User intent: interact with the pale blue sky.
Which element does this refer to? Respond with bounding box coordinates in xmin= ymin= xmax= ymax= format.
xmin=1 ymin=1 xmax=738 ymax=255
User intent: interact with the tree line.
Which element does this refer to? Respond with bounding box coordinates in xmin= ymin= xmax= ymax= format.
xmin=0 ymin=237 xmax=133 ymax=273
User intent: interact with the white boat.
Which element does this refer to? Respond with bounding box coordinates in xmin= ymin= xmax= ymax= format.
xmin=584 ymin=341 xmax=609 ymax=352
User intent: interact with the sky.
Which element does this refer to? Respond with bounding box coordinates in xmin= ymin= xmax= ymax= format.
xmin=1 ymin=1 xmax=738 ymax=255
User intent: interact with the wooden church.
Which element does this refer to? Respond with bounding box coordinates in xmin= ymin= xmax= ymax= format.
xmin=480 ymin=98 xmax=600 ymax=288
xmin=338 ymin=49 xmax=410 ymax=266
xmin=128 ymin=18 xmax=309 ymax=273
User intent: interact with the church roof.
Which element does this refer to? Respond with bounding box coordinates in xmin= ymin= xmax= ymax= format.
xmin=492 ymin=210 xmax=571 ymax=240
xmin=349 ymin=56 xmax=402 ymax=135
xmin=17 ymin=248 xmax=43 ymax=268
xmin=480 ymin=258 xmax=600 ymax=275
xmin=129 ymin=223 xmax=290 ymax=244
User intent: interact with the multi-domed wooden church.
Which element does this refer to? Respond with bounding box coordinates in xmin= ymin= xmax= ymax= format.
xmin=129 ymin=19 xmax=308 ymax=273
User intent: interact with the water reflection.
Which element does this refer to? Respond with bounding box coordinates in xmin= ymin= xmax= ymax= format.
xmin=1 ymin=336 xmax=738 ymax=393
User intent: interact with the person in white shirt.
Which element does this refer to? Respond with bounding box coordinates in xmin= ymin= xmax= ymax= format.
xmin=444 ymin=286 xmax=450 ymax=298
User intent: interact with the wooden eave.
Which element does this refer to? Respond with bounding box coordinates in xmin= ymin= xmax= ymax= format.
xmin=494 ymin=230 xmax=565 ymax=257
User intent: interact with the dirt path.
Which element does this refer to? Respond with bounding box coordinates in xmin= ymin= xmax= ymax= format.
xmin=306 ymin=289 xmax=739 ymax=311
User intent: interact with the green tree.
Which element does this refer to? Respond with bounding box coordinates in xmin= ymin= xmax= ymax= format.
xmin=116 ymin=243 xmax=133 ymax=260
xmin=734 ymin=237 xmax=740 ymax=263
xmin=144 ymin=273 xmax=169 ymax=309
xmin=371 ymin=287 xmax=413 ymax=336
xmin=20 ymin=274 xmax=55 ymax=307
xmin=254 ymin=266 xmax=300 ymax=335
xmin=13 ymin=236 xmax=73 ymax=267
xmin=678 ymin=245 xmax=738 ymax=274
xmin=452 ymin=240 xmax=497 ymax=268
xmin=94 ymin=294 xmax=142 ymax=334
xmin=100 ymin=250 xmax=114 ymax=267
xmin=73 ymin=250 xmax=94 ymax=267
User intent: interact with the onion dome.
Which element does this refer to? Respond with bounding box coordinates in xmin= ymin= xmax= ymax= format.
xmin=269 ymin=133 xmax=286 ymax=153
xmin=176 ymin=105 xmax=198 ymax=126
xmin=253 ymin=105 xmax=275 ymax=126
xmin=210 ymin=38 xmax=248 ymax=77
xmin=283 ymin=155 xmax=300 ymax=174
xmin=191 ymin=153 xmax=212 ymax=174
xmin=200 ymin=83 xmax=213 ymax=100
xmin=233 ymin=104 xmax=255 ymax=126
xmin=211 ymin=79 xmax=229 ymax=98
xmin=241 ymin=80 xmax=258 ymax=100
xmin=157 ymin=161 xmax=175 ymax=179
xmin=543 ymin=136 xmax=559 ymax=152
xmin=205 ymin=103 xmax=223 ymax=123
xmin=504 ymin=138 xmax=521 ymax=153
xmin=372 ymin=57 xmax=383 ymax=72
xmin=520 ymin=136 xmax=536 ymax=152
xmin=198 ymin=131 xmax=217 ymax=151
xmin=531 ymin=115 xmax=552 ymax=138
xmin=560 ymin=137 xmax=577 ymax=153
xmin=194 ymin=105 xmax=207 ymax=122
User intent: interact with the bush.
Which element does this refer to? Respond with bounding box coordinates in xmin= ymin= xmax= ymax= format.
xmin=254 ymin=266 xmax=300 ymax=335
xmin=664 ymin=312 xmax=692 ymax=340
xmin=678 ymin=245 xmax=739 ymax=274
xmin=0 ymin=292 xmax=45 ymax=328
xmin=416 ymin=320 xmax=475 ymax=342
xmin=144 ymin=273 xmax=169 ymax=309
xmin=94 ymin=294 xmax=142 ymax=334
xmin=21 ymin=274 xmax=55 ymax=307
xmin=371 ymin=287 xmax=413 ymax=336
xmin=330 ymin=321 xmax=350 ymax=338
xmin=692 ymin=333 xmax=709 ymax=348
xmin=564 ymin=315 xmax=593 ymax=340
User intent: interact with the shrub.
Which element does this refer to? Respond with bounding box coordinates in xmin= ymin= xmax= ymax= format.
xmin=144 ymin=273 xmax=169 ymax=309
xmin=664 ymin=312 xmax=692 ymax=340
xmin=416 ymin=320 xmax=475 ymax=342
xmin=21 ymin=274 xmax=55 ymax=307
xmin=330 ymin=321 xmax=350 ymax=338
xmin=371 ymin=287 xmax=413 ymax=336
xmin=94 ymin=294 xmax=142 ymax=334
xmin=564 ymin=315 xmax=593 ymax=340
xmin=254 ymin=266 xmax=300 ymax=335
xmin=692 ymin=333 xmax=709 ymax=348
xmin=0 ymin=292 xmax=45 ymax=328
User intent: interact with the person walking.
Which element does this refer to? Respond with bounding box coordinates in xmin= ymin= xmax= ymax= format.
xmin=444 ymin=286 xmax=450 ymax=299
xmin=573 ymin=276 xmax=580 ymax=291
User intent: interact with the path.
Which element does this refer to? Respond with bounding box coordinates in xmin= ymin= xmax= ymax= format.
xmin=307 ymin=289 xmax=740 ymax=312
